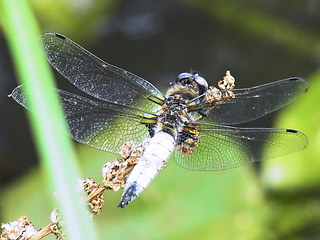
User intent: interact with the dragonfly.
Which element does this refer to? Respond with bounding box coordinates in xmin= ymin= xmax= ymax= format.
xmin=11 ymin=33 xmax=309 ymax=208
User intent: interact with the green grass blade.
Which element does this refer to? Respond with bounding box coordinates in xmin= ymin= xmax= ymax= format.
xmin=0 ymin=0 xmax=99 ymax=239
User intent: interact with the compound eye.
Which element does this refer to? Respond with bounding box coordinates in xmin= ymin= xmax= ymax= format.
xmin=194 ymin=74 xmax=208 ymax=89
xmin=177 ymin=72 xmax=194 ymax=81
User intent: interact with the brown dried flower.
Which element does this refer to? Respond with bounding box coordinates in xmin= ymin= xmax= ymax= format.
xmin=78 ymin=178 xmax=105 ymax=215
xmin=102 ymin=141 xmax=143 ymax=191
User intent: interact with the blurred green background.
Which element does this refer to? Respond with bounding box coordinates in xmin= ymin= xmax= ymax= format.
xmin=1 ymin=0 xmax=320 ymax=239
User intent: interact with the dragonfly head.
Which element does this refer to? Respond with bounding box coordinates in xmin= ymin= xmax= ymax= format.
xmin=176 ymin=72 xmax=208 ymax=92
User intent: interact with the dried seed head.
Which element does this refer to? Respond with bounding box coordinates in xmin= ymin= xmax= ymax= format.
xmin=218 ymin=70 xmax=235 ymax=90
xmin=80 ymin=178 xmax=105 ymax=215
xmin=205 ymin=71 xmax=236 ymax=105
xmin=205 ymin=86 xmax=221 ymax=103
xmin=127 ymin=145 xmax=143 ymax=164
xmin=119 ymin=141 xmax=135 ymax=159
xmin=102 ymin=141 xmax=144 ymax=191
xmin=1 ymin=216 xmax=38 ymax=240
xmin=48 ymin=210 xmax=64 ymax=240
xmin=50 ymin=209 xmax=60 ymax=224
xmin=102 ymin=160 xmax=129 ymax=191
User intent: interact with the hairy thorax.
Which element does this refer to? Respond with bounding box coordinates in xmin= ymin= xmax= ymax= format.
xmin=157 ymin=82 xmax=202 ymax=138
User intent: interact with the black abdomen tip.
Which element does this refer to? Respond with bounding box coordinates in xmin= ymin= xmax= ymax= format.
xmin=118 ymin=200 xmax=128 ymax=209
xmin=118 ymin=184 xmax=138 ymax=208
xmin=118 ymin=194 xmax=131 ymax=208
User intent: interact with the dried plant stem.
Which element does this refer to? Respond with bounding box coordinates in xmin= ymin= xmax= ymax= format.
xmin=30 ymin=223 xmax=55 ymax=240
xmin=87 ymin=185 xmax=107 ymax=201
xmin=1 ymin=141 xmax=144 ymax=240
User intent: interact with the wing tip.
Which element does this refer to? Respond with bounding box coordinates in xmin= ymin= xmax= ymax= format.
xmin=288 ymin=77 xmax=309 ymax=92
xmin=286 ymin=129 xmax=298 ymax=133
xmin=40 ymin=32 xmax=66 ymax=41
xmin=288 ymin=77 xmax=300 ymax=82
xmin=9 ymin=86 xmax=20 ymax=101
xmin=55 ymin=33 xmax=66 ymax=40
xmin=286 ymin=128 xmax=308 ymax=149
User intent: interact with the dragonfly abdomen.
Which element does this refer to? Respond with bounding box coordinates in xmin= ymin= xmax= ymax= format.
xmin=118 ymin=131 xmax=175 ymax=208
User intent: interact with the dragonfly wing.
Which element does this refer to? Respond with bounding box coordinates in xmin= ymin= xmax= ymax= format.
xmin=11 ymin=86 xmax=155 ymax=154
xmin=192 ymin=77 xmax=308 ymax=125
xmin=174 ymin=123 xmax=308 ymax=171
xmin=40 ymin=33 xmax=164 ymax=112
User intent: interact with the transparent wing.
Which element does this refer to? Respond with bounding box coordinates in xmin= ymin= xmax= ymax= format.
xmin=190 ymin=77 xmax=309 ymax=125
xmin=174 ymin=123 xmax=308 ymax=171
xmin=11 ymin=86 xmax=155 ymax=154
xmin=40 ymin=33 xmax=164 ymax=112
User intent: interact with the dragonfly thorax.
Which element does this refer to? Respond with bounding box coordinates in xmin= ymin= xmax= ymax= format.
xmin=157 ymin=94 xmax=188 ymax=137
xmin=157 ymin=75 xmax=206 ymax=138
